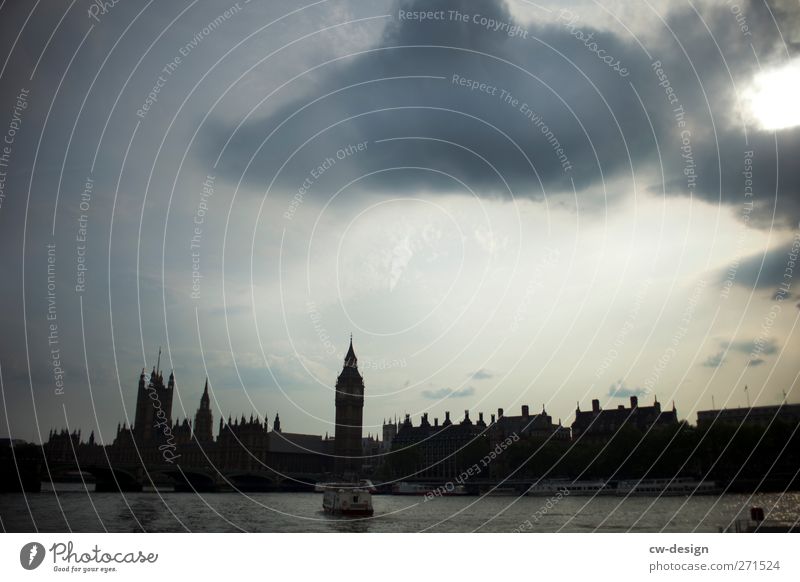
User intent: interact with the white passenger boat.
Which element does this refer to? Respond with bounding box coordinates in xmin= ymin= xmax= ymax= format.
xmin=616 ymin=478 xmax=719 ymax=496
xmin=321 ymin=484 xmax=374 ymax=516
xmin=526 ymin=479 xmax=612 ymax=496
xmin=390 ymin=482 xmax=467 ymax=496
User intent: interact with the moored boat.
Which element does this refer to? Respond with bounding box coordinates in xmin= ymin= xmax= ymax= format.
xmin=480 ymin=486 xmax=520 ymax=496
xmin=390 ymin=481 xmax=467 ymax=496
xmin=723 ymin=506 xmax=800 ymax=532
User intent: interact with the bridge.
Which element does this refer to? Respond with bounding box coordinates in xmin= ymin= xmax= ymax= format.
xmin=1 ymin=443 xmax=327 ymax=493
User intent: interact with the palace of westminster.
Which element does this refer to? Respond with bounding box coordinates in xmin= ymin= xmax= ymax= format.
xmin=38 ymin=336 xmax=693 ymax=489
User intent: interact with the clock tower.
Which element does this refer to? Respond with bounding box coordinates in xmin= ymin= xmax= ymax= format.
xmin=334 ymin=336 xmax=364 ymax=476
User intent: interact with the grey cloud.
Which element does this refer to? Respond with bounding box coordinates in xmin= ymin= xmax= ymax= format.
xmin=421 ymin=385 xmax=475 ymax=399
xmin=607 ymin=380 xmax=647 ymax=398
xmin=469 ymin=368 xmax=493 ymax=380
xmin=701 ymin=351 xmax=726 ymax=368
xmin=724 ymin=337 xmax=779 ymax=355
xmin=701 ymin=337 xmax=779 ymax=368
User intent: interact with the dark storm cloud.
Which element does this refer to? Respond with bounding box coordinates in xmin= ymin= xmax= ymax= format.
xmin=199 ymin=0 xmax=800 ymax=226
xmin=720 ymin=239 xmax=799 ymax=289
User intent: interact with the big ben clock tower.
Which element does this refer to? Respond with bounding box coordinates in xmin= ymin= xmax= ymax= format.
xmin=334 ymin=336 xmax=364 ymax=476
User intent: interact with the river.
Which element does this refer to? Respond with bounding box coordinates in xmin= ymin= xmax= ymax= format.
xmin=1 ymin=484 xmax=798 ymax=532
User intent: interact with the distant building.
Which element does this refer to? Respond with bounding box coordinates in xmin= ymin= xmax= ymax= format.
xmin=392 ymin=410 xmax=488 ymax=480
xmin=381 ymin=418 xmax=398 ymax=452
xmin=572 ymin=396 xmax=677 ymax=443
xmin=132 ymin=355 xmax=174 ymax=446
xmin=361 ymin=435 xmax=381 ymax=472
xmin=43 ymin=429 xmax=81 ymax=462
xmin=697 ymin=403 xmax=800 ymax=429
xmin=0 ymin=438 xmax=28 ymax=447
xmin=491 ymin=405 xmax=571 ymax=443
xmin=389 ymin=404 xmax=569 ymax=480
xmin=98 ymin=358 xmax=334 ymax=478
xmin=193 ymin=379 xmax=214 ymax=444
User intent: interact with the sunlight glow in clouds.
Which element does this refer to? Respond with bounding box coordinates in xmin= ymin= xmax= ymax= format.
xmin=744 ymin=58 xmax=800 ymax=131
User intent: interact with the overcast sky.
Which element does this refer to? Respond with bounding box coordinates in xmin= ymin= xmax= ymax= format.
xmin=1 ymin=0 xmax=799 ymax=444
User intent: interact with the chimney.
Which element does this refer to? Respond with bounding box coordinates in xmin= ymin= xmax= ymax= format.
xmin=498 ymin=408 xmax=504 ymax=418
xmin=490 ymin=414 xmax=496 ymax=424
xmin=445 ymin=411 xmax=451 ymax=421
xmin=522 ymin=405 xmax=530 ymax=418
xmin=434 ymin=418 xmax=439 ymax=427
xmin=592 ymin=399 xmax=600 ymax=412
xmin=478 ymin=412 xmax=484 ymax=423
xmin=630 ymin=396 xmax=638 ymax=409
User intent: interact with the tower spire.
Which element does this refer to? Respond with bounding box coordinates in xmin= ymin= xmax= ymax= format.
xmin=344 ymin=335 xmax=357 ymax=368
xmin=156 ymin=346 xmax=162 ymax=374
xmin=200 ymin=378 xmax=210 ymax=409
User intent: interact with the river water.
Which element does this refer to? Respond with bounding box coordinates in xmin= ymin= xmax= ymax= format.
xmin=2 ymin=483 xmax=799 ymax=532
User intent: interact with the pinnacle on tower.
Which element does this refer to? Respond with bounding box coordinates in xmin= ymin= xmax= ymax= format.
xmin=344 ymin=335 xmax=358 ymax=368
